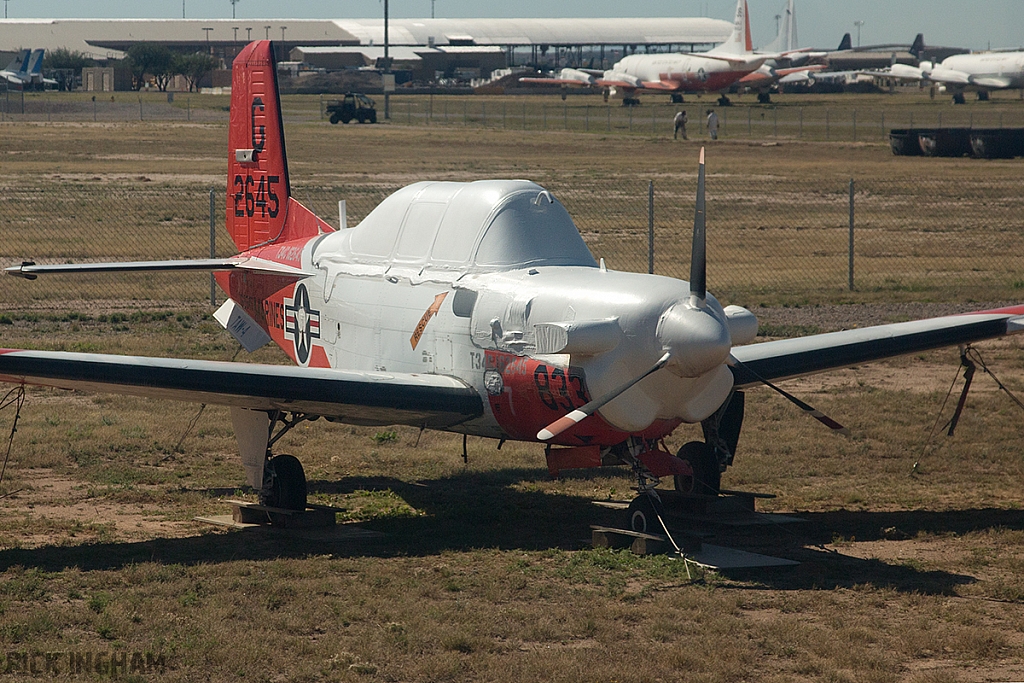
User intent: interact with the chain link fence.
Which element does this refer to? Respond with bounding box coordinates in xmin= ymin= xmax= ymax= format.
xmin=5 ymin=91 xmax=1024 ymax=141
xmin=2 ymin=172 xmax=1021 ymax=310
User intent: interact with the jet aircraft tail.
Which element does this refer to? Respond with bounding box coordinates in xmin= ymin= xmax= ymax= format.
xmin=708 ymin=0 xmax=753 ymax=56
xmin=226 ymin=41 xmax=329 ymax=252
xmin=2 ymin=49 xmax=29 ymax=74
xmin=26 ymin=49 xmax=43 ymax=76
xmin=910 ymin=33 xmax=925 ymax=60
xmin=837 ymin=33 xmax=852 ymax=51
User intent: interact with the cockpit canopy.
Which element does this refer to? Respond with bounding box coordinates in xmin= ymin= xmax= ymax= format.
xmin=316 ymin=180 xmax=598 ymax=273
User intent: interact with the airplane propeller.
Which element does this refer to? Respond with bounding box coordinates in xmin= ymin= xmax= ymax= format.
xmin=689 ymin=147 xmax=707 ymax=308
xmin=537 ymin=351 xmax=672 ymax=441
xmin=731 ymin=356 xmax=850 ymax=436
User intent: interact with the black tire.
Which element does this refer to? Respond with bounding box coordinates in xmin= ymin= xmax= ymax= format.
xmin=368 ymin=110 xmax=377 ymax=123
xmin=329 ymin=114 xmax=340 ymax=124
xmin=267 ymin=454 xmax=307 ymax=510
xmin=356 ymin=111 xmax=366 ymax=123
xmin=673 ymin=441 xmax=721 ymax=496
xmin=626 ymin=494 xmax=663 ymax=534
xmin=341 ymin=115 xmax=352 ymax=124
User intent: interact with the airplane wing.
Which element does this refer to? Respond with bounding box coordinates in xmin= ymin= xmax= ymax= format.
xmin=729 ymin=306 xmax=1024 ymax=387
xmin=519 ymin=68 xmax=598 ymax=87
xmin=634 ymin=80 xmax=682 ymax=91
xmin=518 ymin=77 xmax=592 ymax=87
xmin=0 ymin=349 xmax=483 ymax=428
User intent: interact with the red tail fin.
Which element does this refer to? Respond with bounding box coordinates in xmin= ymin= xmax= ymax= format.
xmin=228 ymin=41 xmax=330 ymax=253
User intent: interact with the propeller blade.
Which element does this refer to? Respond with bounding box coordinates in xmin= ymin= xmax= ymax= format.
xmin=537 ymin=352 xmax=672 ymax=441
xmin=730 ymin=357 xmax=850 ymax=436
xmin=690 ymin=147 xmax=707 ymax=307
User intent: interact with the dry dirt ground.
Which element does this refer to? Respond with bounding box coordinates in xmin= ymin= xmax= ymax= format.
xmin=1 ymin=110 xmax=1024 ymax=681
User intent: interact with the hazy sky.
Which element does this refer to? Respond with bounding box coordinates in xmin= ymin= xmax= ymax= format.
xmin=6 ymin=0 xmax=1021 ymax=52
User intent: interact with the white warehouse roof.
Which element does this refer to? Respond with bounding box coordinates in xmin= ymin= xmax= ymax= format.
xmin=0 ymin=17 xmax=732 ymax=59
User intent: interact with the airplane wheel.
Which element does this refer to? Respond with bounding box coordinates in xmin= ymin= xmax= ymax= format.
xmin=265 ymin=454 xmax=307 ymax=510
xmin=673 ymin=441 xmax=720 ymax=496
xmin=952 ymin=93 xmax=966 ymax=105
xmin=627 ymin=494 xmax=663 ymax=533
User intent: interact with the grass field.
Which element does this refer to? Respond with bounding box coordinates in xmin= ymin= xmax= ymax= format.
xmin=1 ymin=99 xmax=1024 ymax=681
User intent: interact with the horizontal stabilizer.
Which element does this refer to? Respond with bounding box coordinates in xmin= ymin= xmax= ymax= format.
xmin=5 ymin=257 xmax=313 ymax=280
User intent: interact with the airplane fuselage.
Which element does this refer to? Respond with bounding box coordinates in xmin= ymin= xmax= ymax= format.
xmin=928 ymin=51 xmax=1024 ymax=90
xmin=611 ymin=53 xmax=758 ymax=92
xmin=217 ymin=181 xmax=748 ymax=448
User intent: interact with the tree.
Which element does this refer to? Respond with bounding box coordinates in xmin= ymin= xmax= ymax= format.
xmin=43 ymin=47 xmax=94 ymax=71
xmin=43 ymin=47 xmax=95 ymax=92
xmin=125 ymin=43 xmax=173 ymax=91
xmin=173 ymin=52 xmax=220 ymax=93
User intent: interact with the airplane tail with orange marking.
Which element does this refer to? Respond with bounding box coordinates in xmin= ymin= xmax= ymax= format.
xmin=227 ymin=41 xmax=330 ymax=253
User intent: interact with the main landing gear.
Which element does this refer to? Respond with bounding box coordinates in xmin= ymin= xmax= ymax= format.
xmin=259 ymin=411 xmax=316 ymax=510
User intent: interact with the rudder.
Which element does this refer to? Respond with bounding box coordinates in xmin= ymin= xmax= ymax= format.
xmin=227 ymin=41 xmax=292 ymax=252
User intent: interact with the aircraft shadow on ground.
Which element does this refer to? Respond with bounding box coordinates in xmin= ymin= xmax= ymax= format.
xmin=1 ymin=466 xmax=1019 ymax=595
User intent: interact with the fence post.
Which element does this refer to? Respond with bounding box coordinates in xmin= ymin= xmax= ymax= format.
xmin=648 ymin=181 xmax=655 ymax=274
xmin=209 ymin=188 xmax=217 ymax=306
xmin=848 ymin=179 xmax=855 ymax=291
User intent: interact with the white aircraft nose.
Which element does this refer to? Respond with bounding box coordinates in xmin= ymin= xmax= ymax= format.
xmin=657 ymin=301 xmax=732 ymax=378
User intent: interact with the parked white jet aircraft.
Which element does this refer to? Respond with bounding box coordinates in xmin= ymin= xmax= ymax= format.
xmin=5 ymin=40 xmax=1024 ymax=530
xmin=889 ymin=49 xmax=1024 ymax=103
xmin=0 ymin=49 xmax=55 ymax=89
xmin=520 ymin=0 xmax=773 ymax=104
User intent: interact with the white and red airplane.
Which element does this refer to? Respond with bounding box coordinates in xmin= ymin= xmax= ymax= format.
xmin=5 ymin=40 xmax=1024 ymax=530
xmin=520 ymin=0 xmax=778 ymax=104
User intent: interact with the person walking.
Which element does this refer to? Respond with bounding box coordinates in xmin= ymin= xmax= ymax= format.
xmin=673 ymin=109 xmax=688 ymax=140
xmin=706 ymin=109 xmax=719 ymax=140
